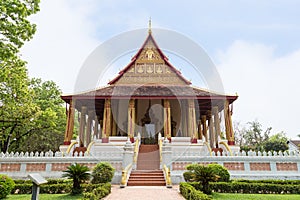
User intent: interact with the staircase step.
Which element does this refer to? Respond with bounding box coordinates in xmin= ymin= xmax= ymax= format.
xmin=130 ymin=173 xmax=164 ymax=176
xmin=127 ymin=182 xmax=166 ymax=186
xmin=127 ymin=169 xmax=166 ymax=186
xmin=128 ymin=145 xmax=166 ymax=186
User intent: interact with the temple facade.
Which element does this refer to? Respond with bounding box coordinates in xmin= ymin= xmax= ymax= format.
xmin=62 ymin=25 xmax=238 ymax=162
xmin=61 ymin=27 xmax=238 ymax=153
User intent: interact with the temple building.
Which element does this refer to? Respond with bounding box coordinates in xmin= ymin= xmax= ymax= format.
xmin=60 ymin=25 xmax=238 ymax=164
xmin=3 ymin=24 xmax=300 ymax=186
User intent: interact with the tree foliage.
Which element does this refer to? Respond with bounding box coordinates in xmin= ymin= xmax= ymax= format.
xmin=1 ymin=1 xmax=67 ymax=153
xmin=0 ymin=0 xmax=40 ymax=60
xmin=234 ymin=120 xmax=289 ymax=152
xmin=263 ymin=132 xmax=288 ymax=152
xmin=9 ymin=78 xmax=66 ymax=152
xmin=234 ymin=120 xmax=271 ymax=151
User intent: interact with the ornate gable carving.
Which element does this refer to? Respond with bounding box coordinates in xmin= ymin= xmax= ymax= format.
xmin=136 ymin=40 xmax=164 ymax=64
xmin=113 ymin=34 xmax=189 ymax=85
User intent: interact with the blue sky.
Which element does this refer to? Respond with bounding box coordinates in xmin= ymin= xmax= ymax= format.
xmin=21 ymin=0 xmax=300 ymax=139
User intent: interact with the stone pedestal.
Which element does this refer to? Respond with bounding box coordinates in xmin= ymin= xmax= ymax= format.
xmin=161 ymin=139 xmax=172 ymax=169
xmin=122 ymin=139 xmax=134 ymax=169
xmin=59 ymin=145 xmax=69 ymax=154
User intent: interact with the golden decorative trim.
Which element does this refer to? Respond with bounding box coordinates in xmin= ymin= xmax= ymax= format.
xmin=120 ymin=163 xmax=133 ymax=187
xmin=219 ymin=141 xmax=233 ymax=156
xmin=86 ymin=141 xmax=95 ymax=155
xmin=66 ymin=141 xmax=78 ymax=154
xmin=163 ymin=164 xmax=172 ymax=188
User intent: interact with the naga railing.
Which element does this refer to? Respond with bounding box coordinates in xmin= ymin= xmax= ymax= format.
xmin=133 ymin=138 xmax=140 ymax=164
xmin=163 ymin=164 xmax=172 ymax=188
xmin=86 ymin=141 xmax=95 ymax=155
xmin=159 ymin=139 xmax=163 ymax=163
xmin=66 ymin=141 xmax=78 ymax=154
xmin=204 ymin=141 xmax=212 ymax=156
xmin=219 ymin=141 xmax=233 ymax=156
xmin=120 ymin=163 xmax=133 ymax=188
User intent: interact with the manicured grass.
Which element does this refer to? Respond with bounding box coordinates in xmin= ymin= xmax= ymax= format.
xmin=6 ymin=194 xmax=83 ymax=200
xmin=212 ymin=193 xmax=300 ymax=200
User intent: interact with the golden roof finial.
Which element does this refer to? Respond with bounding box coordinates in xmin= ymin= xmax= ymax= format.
xmin=148 ymin=17 xmax=152 ymax=34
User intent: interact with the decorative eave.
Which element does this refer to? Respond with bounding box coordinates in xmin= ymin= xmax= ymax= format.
xmin=61 ymin=85 xmax=238 ymax=103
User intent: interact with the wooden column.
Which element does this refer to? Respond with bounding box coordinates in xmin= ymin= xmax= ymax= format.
xmin=201 ymin=115 xmax=208 ymax=142
xmin=94 ymin=115 xmax=99 ymax=139
xmin=213 ymin=106 xmax=221 ymax=146
xmin=208 ymin=111 xmax=215 ymax=148
xmin=198 ymin=120 xmax=202 ymax=140
xmin=102 ymin=99 xmax=112 ymax=141
xmin=164 ymin=99 xmax=171 ymax=140
xmin=86 ymin=110 xmax=94 ymax=146
xmin=181 ymin=100 xmax=188 ymax=137
xmin=63 ymin=99 xmax=75 ymax=145
xmin=188 ymin=99 xmax=197 ymax=138
xmin=127 ymin=99 xmax=135 ymax=138
xmin=79 ymin=106 xmax=87 ymax=147
xmin=224 ymin=100 xmax=235 ymax=145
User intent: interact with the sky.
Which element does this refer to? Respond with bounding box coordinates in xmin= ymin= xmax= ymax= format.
xmin=21 ymin=0 xmax=300 ymax=139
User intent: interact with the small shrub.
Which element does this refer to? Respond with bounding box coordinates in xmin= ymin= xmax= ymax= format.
xmin=0 ymin=174 xmax=15 ymax=199
xmin=180 ymin=182 xmax=211 ymax=200
xmin=192 ymin=165 xmax=219 ymax=194
xmin=183 ymin=171 xmax=194 ymax=182
xmin=207 ymin=164 xmax=230 ymax=182
xmin=83 ymin=183 xmax=111 ymax=193
xmin=91 ymin=162 xmax=115 ymax=184
xmin=83 ymin=192 xmax=97 ymax=200
xmin=83 ymin=184 xmax=111 ymax=200
xmin=62 ymin=163 xmax=91 ymax=194
xmin=186 ymin=163 xmax=199 ymax=171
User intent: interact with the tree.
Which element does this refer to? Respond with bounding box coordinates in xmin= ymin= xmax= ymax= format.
xmin=0 ymin=0 xmax=41 ymax=152
xmin=62 ymin=163 xmax=91 ymax=195
xmin=8 ymin=78 xmax=66 ymax=152
xmin=235 ymin=120 xmax=271 ymax=152
xmin=263 ymin=132 xmax=288 ymax=152
xmin=0 ymin=0 xmax=40 ymax=60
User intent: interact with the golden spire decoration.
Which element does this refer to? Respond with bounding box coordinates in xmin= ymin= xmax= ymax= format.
xmin=148 ymin=17 xmax=152 ymax=34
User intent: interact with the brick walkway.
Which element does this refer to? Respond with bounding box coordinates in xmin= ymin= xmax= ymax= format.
xmin=104 ymin=185 xmax=185 ymax=200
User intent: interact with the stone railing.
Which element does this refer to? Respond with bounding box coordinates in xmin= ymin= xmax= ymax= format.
xmin=169 ymin=150 xmax=300 ymax=183
xmin=0 ymin=150 xmax=123 ymax=183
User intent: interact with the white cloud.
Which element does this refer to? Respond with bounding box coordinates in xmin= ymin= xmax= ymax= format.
xmin=216 ymin=40 xmax=300 ymax=139
xmin=21 ymin=0 xmax=100 ymax=94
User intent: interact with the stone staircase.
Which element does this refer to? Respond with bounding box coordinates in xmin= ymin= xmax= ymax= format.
xmin=127 ymin=144 xmax=166 ymax=186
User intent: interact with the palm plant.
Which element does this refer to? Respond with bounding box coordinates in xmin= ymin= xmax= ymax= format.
xmin=62 ymin=163 xmax=91 ymax=194
xmin=192 ymin=164 xmax=219 ymax=194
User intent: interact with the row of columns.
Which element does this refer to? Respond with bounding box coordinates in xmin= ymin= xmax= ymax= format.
xmin=195 ymin=100 xmax=235 ymax=146
xmin=63 ymin=99 xmax=101 ymax=146
xmin=63 ymin=98 xmax=235 ymax=146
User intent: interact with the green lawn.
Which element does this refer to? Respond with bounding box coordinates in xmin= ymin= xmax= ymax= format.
xmin=6 ymin=194 xmax=83 ymax=200
xmin=212 ymin=193 xmax=300 ymax=200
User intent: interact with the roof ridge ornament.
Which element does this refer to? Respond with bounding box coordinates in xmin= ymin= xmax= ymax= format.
xmin=148 ymin=17 xmax=152 ymax=34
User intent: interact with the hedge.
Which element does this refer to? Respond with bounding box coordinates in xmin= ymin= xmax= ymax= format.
xmin=180 ymin=182 xmax=211 ymax=200
xmin=189 ymin=182 xmax=300 ymax=194
xmin=232 ymin=179 xmax=300 ymax=185
xmin=13 ymin=178 xmax=72 ymax=185
xmin=12 ymin=182 xmax=111 ymax=194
